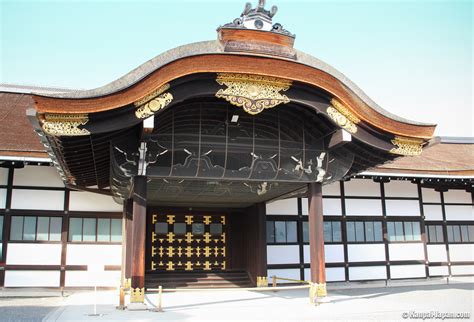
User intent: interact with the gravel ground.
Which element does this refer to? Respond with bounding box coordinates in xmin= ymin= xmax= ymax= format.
xmin=0 ymin=296 xmax=65 ymax=322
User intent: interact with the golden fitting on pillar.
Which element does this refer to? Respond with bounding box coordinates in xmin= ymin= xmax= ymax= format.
xmin=256 ymin=276 xmax=268 ymax=287
xmin=309 ymin=282 xmax=327 ymax=304
xmin=317 ymin=283 xmax=327 ymax=297
xmin=130 ymin=287 xmax=145 ymax=303
xmin=123 ymin=278 xmax=131 ymax=290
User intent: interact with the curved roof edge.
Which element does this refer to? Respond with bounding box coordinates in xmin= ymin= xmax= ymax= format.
xmin=39 ymin=40 xmax=434 ymax=128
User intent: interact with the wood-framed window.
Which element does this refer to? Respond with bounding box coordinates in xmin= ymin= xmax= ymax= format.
xmin=387 ymin=221 xmax=421 ymax=241
xmin=68 ymin=217 xmax=122 ymax=243
xmin=301 ymin=221 xmax=342 ymax=244
xmin=426 ymin=224 xmax=444 ymax=243
xmin=346 ymin=221 xmax=383 ymax=243
xmin=266 ymin=221 xmax=297 ymax=244
xmin=9 ymin=215 xmax=62 ymax=242
xmin=447 ymin=224 xmax=474 ymax=243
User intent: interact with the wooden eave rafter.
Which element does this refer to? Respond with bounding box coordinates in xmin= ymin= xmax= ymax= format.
xmin=33 ymin=54 xmax=436 ymax=140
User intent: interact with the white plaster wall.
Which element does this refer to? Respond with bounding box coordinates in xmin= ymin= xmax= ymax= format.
xmin=388 ymin=243 xmax=424 ymax=261
xmin=5 ymin=271 xmax=60 ymax=287
xmin=69 ymin=191 xmax=122 ymax=212
xmin=385 ymin=200 xmax=420 ymax=216
xmin=346 ymin=199 xmax=382 ymax=216
xmin=0 ymin=188 xmax=6 ymax=209
xmin=266 ymin=245 xmax=300 ymax=265
xmin=449 ymin=244 xmax=474 ymax=262
xmin=422 ymin=188 xmax=440 ymax=203
xmin=0 ymin=168 xmax=8 ymax=185
xmin=266 ymin=198 xmax=298 ymax=215
xmin=443 ymin=190 xmax=472 ymax=204
xmin=390 ymin=265 xmax=426 ymax=279
xmin=427 ymin=245 xmax=448 ymax=262
xmin=11 ymin=189 xmax=64 ymax=211
xmin=304 ymin=267 xmax=345 ymax=282
xmin=301 ymin=198 xmax=308 ymax=215
xmin=344 ymin=179 xmax=380 ymax=197
xmin=66 ymin=244 xmax=122 ymax=266
xmin=323 ymin=198 xmax=342 ymax=216
xmin=267 ymin=269 xmax=300 ymax=284
xmin=429 ymin=266 xmax=449 ymax=277
xmin=349 ymin=266 xmax=386 ymax=281
xmin=423 ymin=205 xmax=443 ymax=220
xmin=13 ymin=166 xmax=64 ymax=187
xmin=445 ymin=205 xmax=473 ymax=221
xmin=450 ymin=265 xmax=474 ymax=276
xmin=65 ymin=270 xmax=121 ymax=287
xmin=384 ymin=181 xmax=418 ymax=198
xmin=322 ymin=181 xmax=340 ymax=196
xmin=303 ymin=244 xmax=344 ymax=263
xmin=347 ymin=244 xmax=385 ymax=262
xmin=301 ymin=198 xmax=341 ymax=216
xmin=6 ymin=243 xmax=62 ymax=265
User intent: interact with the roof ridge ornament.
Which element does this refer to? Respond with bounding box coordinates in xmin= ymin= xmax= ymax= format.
xmin=221 ymin=0 xmax=294 ymax=37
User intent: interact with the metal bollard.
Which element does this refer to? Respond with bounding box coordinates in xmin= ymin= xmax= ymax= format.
xmin=272 ymin=275 xmax=277 ymax=291
xmin=153 ymin=285 xmax=164 ymax=312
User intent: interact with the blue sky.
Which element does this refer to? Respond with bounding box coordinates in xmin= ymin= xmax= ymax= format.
xmin=1 ymin=0 xmax=472 ymax=136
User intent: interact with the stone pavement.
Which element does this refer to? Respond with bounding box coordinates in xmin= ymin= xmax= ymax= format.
xmin=42 ymin=279 xmax=473 ymax=321
xmin=0 ymin=295 xmax=64 ymax=322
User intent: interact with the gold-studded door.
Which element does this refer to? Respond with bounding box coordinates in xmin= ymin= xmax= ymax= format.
xmin=148 ymin=213 xmax=227 ymax=272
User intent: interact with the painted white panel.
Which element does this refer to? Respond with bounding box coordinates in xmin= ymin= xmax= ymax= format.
xmin=5 ymin=271 xmax=60 ymax=287
xmin=66 ymin=244 xmax=122 ymax=266
xmin=348 ymin=244 xmax=385 ymax=262
xmin=444 ymin=190 xmax=472 ymax=204
xmin=13 ymin=166 xmax=63 ymax=187
xmin=304 ymin=267 xmax=345 ymax=282
xmin=423 ymin=205 xmax=443 ymax=220
xmin=449 ymin=244 xmax=474 ymax=262
xmin=427 ymin=245 xmax=447 ymax=262
xmin=6 ymin=243 xmax=61 ymax=265
xmin=322 ymin=181 xmax=340 ymax=196
xmin=445 ymin=205 xmax=474 ymax=221
xmin=11 ymin=189 xmax=64 ymax=211
xmin=65 ymin=270 xmax=121 ymax=287
xmin=349 ymin=266 xmax=386 ymax=281
xmin=301 ymin=198 xmax=308 ymax=215
xmin=388 ymin=243 xmax=424 ymax=261
xmin=0 ymin=188 xmax=6 ymax=209
xmin=303 ymin=244 xmax=344 ymax=263
xmin=422 ymin=188 xmax=440 ymax=203
xmin=0 ymin=168 xmax=8 ymax=185
xmin=69 ymin=191 xmax=122 ymax=212
xmin=267 ymin=269 xmax=300 ymax=284
xmin=384 ymin=181 xmax=418 ymax=198
xmin=450 ymin=265 xmax=474 ymax=276
xmin=266 ymin=245 xmax=300 ymax=265
xmin=346 ymin=199 xmax=382 ymax=216
xmin=302 ymin=197 xmax=342 ymax=216
xmin=390 ymin=265 xmax=426 ymax=279
xmin=323 ymin=198 xmax=342 ymax=216
xmin=266 ymin=198 xmax=297 ymax=215
xmin=385 ymin=200 xmax=420 ymax=216
xmin=344 ymin=179 xmax=380 ymax=197
xmin=429 ymin=266 xmax=449 ymax=276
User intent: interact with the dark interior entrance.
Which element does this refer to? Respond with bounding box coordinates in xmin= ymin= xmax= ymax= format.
xmin=145 ymin=204 xmax=266 ymax=289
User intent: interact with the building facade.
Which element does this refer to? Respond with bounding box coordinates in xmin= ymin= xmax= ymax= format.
xmin=0 ymin=0 xmax=472 ymax=308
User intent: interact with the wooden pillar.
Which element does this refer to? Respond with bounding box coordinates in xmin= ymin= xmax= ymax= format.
xmin=124 ymin=199 xmax=133 ymax=281
xmin=130 ymin=176 xmax=147 ymax=304
xmin=255 ymin=202 xmax=268 ymax=286
xmin=308 ymin=182 xmax=327 ymax=297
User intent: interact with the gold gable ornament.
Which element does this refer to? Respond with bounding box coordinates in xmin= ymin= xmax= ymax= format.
xmin=135 ymin=83 xmax=173 ymax=119
xmin=215 ymin=73 xmax=292 ymax=115
xmin=390 ymin=136 xmax=424 ymax=156
xmin=326 ymin=99 xmax=360 ymax=134
xmin=42 ymin=113 xmax=90 ymax=136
